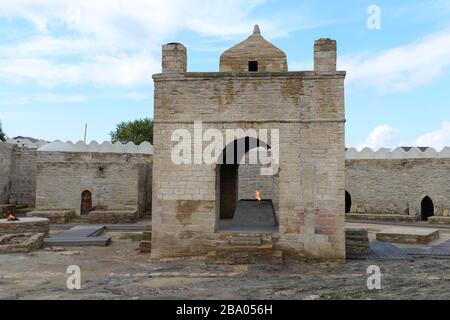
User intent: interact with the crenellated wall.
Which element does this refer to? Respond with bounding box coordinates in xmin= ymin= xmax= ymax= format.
xmin=345 ymin=147 xmax=450 ymax=217
xmin=35 ymin=151 xmax=153 ymax=216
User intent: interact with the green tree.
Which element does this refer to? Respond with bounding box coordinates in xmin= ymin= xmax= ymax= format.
xmin=0 ymin=121 xmax=6 ymax=142
xmin=110 ymin=118 xmax=153 ymax=145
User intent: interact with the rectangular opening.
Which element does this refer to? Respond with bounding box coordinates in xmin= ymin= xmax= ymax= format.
xmin=248 ymin=61 xmax=258 ymax=72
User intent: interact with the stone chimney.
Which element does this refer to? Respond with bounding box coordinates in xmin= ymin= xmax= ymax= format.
xmin=162 ymin=43 xmax=187 ymax=73
xmin=314 ymin=38 xmax=336 ymax=74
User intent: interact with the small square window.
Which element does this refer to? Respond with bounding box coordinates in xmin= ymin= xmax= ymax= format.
xmin=248 ymin=61 xmax=258 ymax=72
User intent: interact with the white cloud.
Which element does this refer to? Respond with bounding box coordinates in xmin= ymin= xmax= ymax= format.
xmin=0 ymin=0 xmax=273 ymax=87
xmin=0 ymin=54 xmax=159 ymax=87
xmin=339 ymin=26 xmax=450 ymax=93
xmin=354 ymin=122 xmax=450 ymax=151
xmin=0 ymin=93 xmax=87 ymax=106
xmin=357 ymin=125 xmax=398 ymax=150
xmin=0 ymin=0 xmax=333 ymax=87
xmin=414 ymin=121 xmax=450 ymax=150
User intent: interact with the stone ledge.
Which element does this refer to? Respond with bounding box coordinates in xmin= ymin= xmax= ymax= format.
xmin=0 ymin=233 xmax=45 ymax=253
xmin=345 ymin=228 xmax=370 ymax=256
xmin=153 ymin=71 xmax=346 ymax=80
xmin=27 ymin=209 xmax=75 ymax=224
xmin=88 ymin=210 xmax=138 ymax=224
xmin=428 ymin=216 xmax=450 ymax=225
xmin=0 ymin=218 xmax=49 ymax=236
xmin=346 ymin=213 xmax=418 ymax=223
xmin=376 ymin=227 xmax=439 ymax=245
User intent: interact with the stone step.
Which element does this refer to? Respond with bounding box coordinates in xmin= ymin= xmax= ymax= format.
xmin=218 ymin=243 xmax=273 ymax=253
xmin=206 ymin=247 xmax=283 ymax=265
xmin=230 ymin=236 xmax=262 ymax=246
xmin=44 ymin=236 xmax=111 ymax=247
xmin=271 ymin=250 xmax=284 ymax=265
xmin=139 ymin=240 xmax=152 ymax=253
xmin=70 ymin=218 xmax=90 ymax=224
xmin=142 ymin=231 xmax=152 ymax=241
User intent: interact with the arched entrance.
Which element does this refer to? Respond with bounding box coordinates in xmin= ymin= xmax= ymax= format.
xmin=81 ymin=190 xmax=93 ymax=215
xmin=421 ymin=196 xmax=434 ymax=221
xmin=216 ymin=136 xmax=277 ymax=231
xmin=345 ymin=191 xmax=352 ymax=213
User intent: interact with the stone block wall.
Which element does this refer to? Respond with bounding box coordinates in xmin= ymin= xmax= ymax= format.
xmin=152 ymin=70 xmax=346 ymax=260
xmin=10 ymin=148 xmax=37 ymax=206
xmin=162 ymin=43 xmax=187 ymax=73
xmin=0 ymin=142 xmax=13 ymax=204
xmin=346 ymin=158 xmax=450 ymax=217
xmin=35 ymin=152 xmax=152 ymax=216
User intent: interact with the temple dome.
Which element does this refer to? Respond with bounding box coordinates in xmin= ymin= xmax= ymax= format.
xmin=219 ymin=25 xmax=288 ymax=72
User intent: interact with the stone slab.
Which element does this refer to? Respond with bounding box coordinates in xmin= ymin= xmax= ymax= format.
xmin=27 ymin=209 xmax=75 ymax=224
xmin=0 ymin=217 xmax=49 ymax=236
xmin=347 ymin=241 xmax=413 ymax=261
xmin=428 ymin=216 xmax=450 ymax=225
xmin=347 ymin=213 xmax=418 ymax=223
xmin=44 ymin=237 xmax=111 ymax=247
xmin=376 ymin=227 xmax=439 ymax=244
xmin=57 ymin=226 xmax=105 ymax=238
xmin=345 ymin=228 xmax=370 ymax=256
xmin=227 ymin=200 xmax=277 ymax=228
xmin=88 ymin=210 xmax=138 ymax=224
xmin=0 ymin=233 xmax=45 ymax=253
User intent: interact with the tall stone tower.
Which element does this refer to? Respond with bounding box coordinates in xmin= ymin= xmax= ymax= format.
xmin=151 ymin=26 xmax=346 ymax=261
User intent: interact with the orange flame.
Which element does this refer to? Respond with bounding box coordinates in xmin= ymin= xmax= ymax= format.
xmin=255 ymin=190 xmax=262 ymax=202
xmin=4 ymin=212 xmax=18 ymax=221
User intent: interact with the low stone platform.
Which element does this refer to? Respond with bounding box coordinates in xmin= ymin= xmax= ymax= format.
xmin=139 ymin=224 xmax=152 ymax=253
xmin=0 ymin=218 xmax=49 ymax=236
xmin=88 ymin=210 xmax=138 ymax=224
xmin=428 ymin=216 xmax=450 ymax=225
xmin=346 ymin=213 xmax=418 ymax=223
xmin=376 ymin=227 xmax=439 ymax=244
xmin=44 ymin=237 xmax=111 ymax=247
xmin=44 ymin=225 xmax=111 ymax=247
xmin=345 ymin=228 xmax=371 ymax=256
xmin=0 ymin=233 xmax=45 ymax=253
xmin=206 ymin=234 xmax=282 ymax=265
xmin=27 ymin=209 xmax=75 ymax=224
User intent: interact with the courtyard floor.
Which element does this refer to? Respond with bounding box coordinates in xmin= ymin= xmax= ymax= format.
xmin=1 ymin=226 xmax=450 ymax=300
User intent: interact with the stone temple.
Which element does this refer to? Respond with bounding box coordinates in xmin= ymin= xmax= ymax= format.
xmin=151 ymin=25 xmax=346 ymax=260
xmin=2 ymin=25 xmax=450 ymax=263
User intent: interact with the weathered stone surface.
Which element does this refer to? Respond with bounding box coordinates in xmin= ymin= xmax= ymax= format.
xmin=11 ymin=148 xmax=37 ymax=207
xmin=35 ymin=152 xmax=152 ymax=216
xmin=376 ymin=227 xmax=440 ymax=245
xmin=152 ymin=27 xmax=346 ymax=261
xmin=139 ymin=240 xmax=152 ymax=253
xmin=87 ymin=210 xmax=138 ymax=224
xmin=0 ymin=232 xmax=44 ymax=253
xmin=220 ymin=25 xmax=287 ymax=72
xmin=345 ymin=228 xmax=370 ymax=256
xmin=346 ymin=158 xmax=450 ymax=218
xmin=346 ymin=213 xmax=419 ymax=223
xmin=0 ymin=217 xmax=49 ymax=236
xmin=428 ymin=216 xmax=450 ymax=224
xmin=27 ymin=209 xmax=75 ymax=224
xmin=162 ymin=43 xmax=186 ymax=73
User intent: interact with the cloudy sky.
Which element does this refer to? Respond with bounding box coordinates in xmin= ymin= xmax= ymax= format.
xmin=1 ymin=0 xmax=450 ymax=150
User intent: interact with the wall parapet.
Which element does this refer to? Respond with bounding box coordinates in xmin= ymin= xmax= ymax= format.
xmin=37 ymin=140 xmax=153 ymax=155
xmin=346 ymin=147 xmax=450 ymax=160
